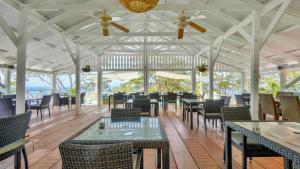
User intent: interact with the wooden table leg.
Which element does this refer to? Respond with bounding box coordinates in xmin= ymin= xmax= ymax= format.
xmin=225 ymin=125 xmax=232 ymax=169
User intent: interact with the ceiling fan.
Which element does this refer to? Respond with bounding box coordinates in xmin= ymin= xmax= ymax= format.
xmin=177 ymin=11 xmax=207 ymax=39
xmin=85 ymin=10 xmax=130 ymax=36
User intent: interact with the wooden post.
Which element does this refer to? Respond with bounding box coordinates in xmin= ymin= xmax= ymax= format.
xmin=51 ymin=72 xmax=57 ymax=93
xmin=279 ymin=69 xmax=287 ymax=91
xmin=16 ymin=6 xmax=28 ymax=114
xmin=250 ymin=10 xmax=260 ymax=120
xmin=5 ymin=68 xmax=11 ymax=94
xmin=75 ymin=44 xmax=81 ymax=113
xmin=208 ymin=45 xmax=214 ymax=99
xmin=241 ymin=72 xmax=248 ymax=93
xmin=97 ymin=69 xmax=102 ymax=106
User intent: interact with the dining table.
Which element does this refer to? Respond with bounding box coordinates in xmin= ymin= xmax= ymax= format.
xmin=125 ymin=99 xmax=159 ymax=116
xmin=225 ymin=121 xmax=300 ymax=169
xmin=65 ymin=116 xmax=170 ymax=169
xmin=181 ymin=98 xmax=205 ymax=129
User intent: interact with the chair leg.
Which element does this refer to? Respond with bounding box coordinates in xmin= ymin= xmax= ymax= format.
xmin=22 ymin=148 xmax=29 ymax=169
xmin=14 ymin=152 xmax=21 ymax=169
xmin=197 ymin=114 xmax=199 ymax=127
xmin=48 ymin=106 xmax=51 ymax=117
xmin=204 ymin=117 xmax=207 ymax=132
xmin=40 ymin=109 xmax=43 ymax=119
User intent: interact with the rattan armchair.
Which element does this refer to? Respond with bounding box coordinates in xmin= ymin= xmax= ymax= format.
xmin=259 ymin=94 xmax=279 ymax=120
xmin=0 ymin=111 xmax=32 ymax=169
xmin=52 ymin=93 xmax=69 ymax=111
xmin=29 ymin=95 xmax=52 ymax=119
xmin=132 ymin=99 xmax=151 ymax=116
xmin=221 ymin=107 xmax=280 ymax=168
xmin=279 ymin=96 xmax=300 ymax=121
xmin=113 ymin=93 xmax=126 ymax=108
xmin=166 ymin=92 xmax=177 ymax=110
xmin=220 ymin=96 xmax=231 ymax=107
xmin=59 ymin=142 xmax=141 ymax=169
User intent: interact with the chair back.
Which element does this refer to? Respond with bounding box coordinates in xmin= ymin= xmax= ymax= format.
xmin=114 ymin=93 xmax=124 ymax=101
xmin=221 ymin=107 xmax=252 ymax=122
xmin=59 ymin=142 xmax=133 ymax=169
xmin=41 ymin=95 xmax=52 ymax=107
xmin=182 ymin=93 xmax=196 ymax=99
xmin=259 ymin=94 xmax=276 ymax=116
xmin=242 ymin=93 xmax=250 ymax=106
xmin=132 ymin=99 xmax=151 ymax=114
xmin=167 ymin=92 xmax=177 ymax=101
xmin=0 ymin=111 xmax=31 ymax=148
xmin=52 ymin=93 xmax=60 ymax=106
xmin=220 ymin=96 xmax=231 ymax=107
xmin=205 ymin=99 xmax=224 ymax=114
xmin=279 ymin=96 xmax=300 ymax=121
xmin=80 ymin=93 xmax=85 ymax=104
xmin=0 ymin=98 xmax=14 ymax=117
xmin=134 ymin=95 xmax=148 ymax=100
xmin=150 ymin=92 xmax=159 ymax=100
xmin=3 ymin=94 xmax=16 ymax=99
xmin=234 ymin=94 xmax=244 ymax=106
xmin=276 ymin=92 xmax=293 ymax=99
xmin=111 ymin=108 xmax=141 ymax=118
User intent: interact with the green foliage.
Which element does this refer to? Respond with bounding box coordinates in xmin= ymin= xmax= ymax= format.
xmin=259 ymin=77 xmax=280 ymax=96
xmin=214 ymin=72 xmax=241 ymax=96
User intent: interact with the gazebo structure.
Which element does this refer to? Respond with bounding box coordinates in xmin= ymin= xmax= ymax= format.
xmin=0 ymin=0 xmax=299 ymax=122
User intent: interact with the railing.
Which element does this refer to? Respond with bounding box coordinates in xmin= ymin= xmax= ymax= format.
xmin=25 ymin=89 xmax=51 ymax=99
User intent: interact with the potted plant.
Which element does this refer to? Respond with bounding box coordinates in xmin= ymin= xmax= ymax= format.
xmin=196 ymin=64 xmax=208 ymax=73
xmin=82 ymin=65 xmax=91 ymax=72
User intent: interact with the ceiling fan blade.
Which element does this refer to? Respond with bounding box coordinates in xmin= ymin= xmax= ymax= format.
xmin=188 ymin=21 xmax=206 ymax=33
xmin=103 ymin=28 xmax=109 ymax=36
xmin=110 ymin=22 xmax=130 ymax=33
xmin=178 ymin=28 xmax=184 ymax=39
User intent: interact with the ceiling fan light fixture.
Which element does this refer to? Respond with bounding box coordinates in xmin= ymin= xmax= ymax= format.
xmin=119 ymin=0 xmax=159 ymax=13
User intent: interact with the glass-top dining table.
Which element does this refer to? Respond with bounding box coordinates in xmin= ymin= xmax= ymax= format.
xmin=65 ymin=117 xmax=170 ymax=169
xmin=225 ymin=121 xmax=300 ymax=169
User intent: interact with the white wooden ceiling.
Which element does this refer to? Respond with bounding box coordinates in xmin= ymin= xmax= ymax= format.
xmin=0 ymin=0 xmax=299 ymax=73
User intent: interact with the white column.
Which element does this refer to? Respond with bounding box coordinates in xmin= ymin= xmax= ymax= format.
xmin=279 ymin=69 xmax=288 ymax=91
xmin=5 ymin=68 xmax=11 ymax=94
xmin=241 ymin=72 xmax=248 ymax=93
xmin=208 ymin=45 xmax=214 ymax=99
xmin=16 ymin=6 xmax=28 ymax=114
xmin=97 ymin=69 xmax=102 ymax=106
xmin=75 ymin=44 xmax=81 ymax=113
xmin=191 ymin=69 xmax=196 ymax=94
xmin=51 ymin=72 xmax=57 ymax=93
xmin=250 ymin=10 xmax=261 ymax=120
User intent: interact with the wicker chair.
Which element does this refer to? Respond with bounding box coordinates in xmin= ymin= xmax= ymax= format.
xmin=234 ymin=94 xmax=244 ymax=106
xmin=0 ymin=111 xmax=32 ymax=169
xmin=259 ymin=94 xmax=279 ymax=120
xmin=279 ymin=96 xmax=300 ymax=121
xmin=220 ymin=96 xmax=231 ymax=107
xmin=113 ymin=93 xmax=125 ymax=108
xmin=221 ymin=107 xmax=280 ymax=168
xmin=59 ymin=142 xmax=141 ymax=169
xmin=166 ymin=92 xmax=177 ymax=110
xmin=134 ymin=95 xmax=148 ymax=100
xmin=198 ymin=99 xmax=224 ymax=132
xmin=29 ymin=95 xmax=52 ymax=119
xmin=71 ymin=93 xmax=86 ymax=108
xmin=52 ymin=93 xmax=69 ymax=111
xmin=0 ymin=98 xmax=14 ymax=117
xmin=133 ymin=99 xmax=151 ymax=116
xmin=111 ymin=108 xmax=141 ymax=118
xmin=242 ymin=93 xmax=250 ymax=106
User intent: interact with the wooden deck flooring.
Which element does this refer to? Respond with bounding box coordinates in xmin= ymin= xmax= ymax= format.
xmin=0 ymin=105 xmax=284 ymax=169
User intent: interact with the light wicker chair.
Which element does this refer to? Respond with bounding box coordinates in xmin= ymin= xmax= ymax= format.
xmin=111 ymin=108 xmax=141 ymax=118
xmin=59 ymin=142 xmax=141 ymax=169
xmin=0 ymin=111 xmax=32 ymax=169
xmin=221 ymin=107 xmax=280 ymax=168
xmin=259 ymin=94 xmax=279 ymax=120
xmin=279 ymin=96 xmax=300 ymax=121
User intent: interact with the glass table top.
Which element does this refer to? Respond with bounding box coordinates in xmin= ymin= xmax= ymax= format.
xmin=74 ymin=117 xmax=164 ymax=141
xmin=232 ymin=121 xmax=300 ymax=153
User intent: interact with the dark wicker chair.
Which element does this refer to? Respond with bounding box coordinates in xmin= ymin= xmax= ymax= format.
xmin=242 ymin=93 xmax=250 ymax=106
xmin=0 ymin=111 xmax=32 ymax=169
xmin=52 ymin=93 xmax=69 ymax=111
xmin=111 ymin=108 xmax=141 ymax=118
xmin=29 ymin=95 xmax=52 ymax=119
xmin=198 ymin=99 xmax=223 ymax=132
xmin=59 ymin=142 xmax=141 ymax=169
xmin=133 ymin=99 xmax=151 ymax=116
xmin=71 ymin=93 xmax=86 ymax=108
xmin=220 ymin=96 xmax=231 ymax=107
xmin=134 ymin=95 xmax=148 ymax=100
xmin=3 ymin=94 xmax=16 ymax=99
xmin=0 ymin=98 xmax=14 ymax=117
xmin=113 ymin=93 xmax=125 ymax=108
xmin=221 ymin=107 xmax=280 ymax=168
xmin=166 ymin=92 xmax=177 ymax=110
xmin=234 ymin=94 xmax=244 ymax=106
